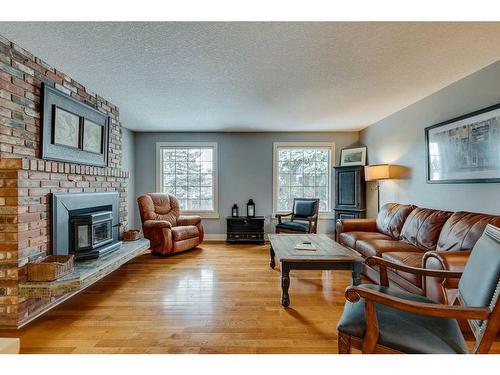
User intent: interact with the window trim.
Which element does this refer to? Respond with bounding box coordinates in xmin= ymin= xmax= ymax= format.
xmin=156 ymin=142 xmax=219 ymax=219
xmin=272 ymin=142 xmax=335 ymax=219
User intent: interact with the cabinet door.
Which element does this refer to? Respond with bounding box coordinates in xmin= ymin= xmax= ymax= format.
xmin=336 ymin=211 xmax=357 ymax=220
xmin=336 ymin=168 xmax=360 ymax=209
xmin=334 ymin=210 xmax=366 ymax=221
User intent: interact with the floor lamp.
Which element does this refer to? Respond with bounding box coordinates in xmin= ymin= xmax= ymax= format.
xmin=364 ymin=164 xmax=395 ymax=213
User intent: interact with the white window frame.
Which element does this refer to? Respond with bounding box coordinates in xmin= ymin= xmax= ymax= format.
xmin=272 ymin=142 xmax=335 ymax=219
xmin=156 ymin=142 xmax=219 ymax=219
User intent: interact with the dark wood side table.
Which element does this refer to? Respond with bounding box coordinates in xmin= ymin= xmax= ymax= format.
xmin=226 ymin=216 xmax=265 ymax=244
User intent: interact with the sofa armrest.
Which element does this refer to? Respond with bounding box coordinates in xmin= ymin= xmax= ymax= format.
xmin=143 ymin=220 xmax=172 ymax=228
xmin=177 ymin=215 xmax=202 ymax=226
xmin=367 ymin=256 xmax=463 ymax=278
xmin=336 ymin=218 xmax=377 ymax=235
xmin=423 ymin=250 xmax=471 ymax=304
xmin=423 ymin=250 xmax=471 ymax=273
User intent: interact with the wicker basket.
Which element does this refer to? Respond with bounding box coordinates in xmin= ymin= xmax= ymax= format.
xmin=123 ymin=229 xmax=142 ymax=241
xmin=27 ymin=255 xmax=74 ymax=282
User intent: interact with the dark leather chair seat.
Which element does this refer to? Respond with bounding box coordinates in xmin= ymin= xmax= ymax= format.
xmin=339 ymin=232 xmax=392 ymax=250
xmin=276 ymin=221 xmax=309 ymax=232
xmin=337 ymin=284 xmax=468 ymax=354
xmin=355 ymin=239 xmax=423 ymax=258
xmin=382 ymin=251 xmax=425 ymax=287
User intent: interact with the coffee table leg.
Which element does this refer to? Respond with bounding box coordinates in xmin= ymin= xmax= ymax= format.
xmin=352 ymin=262 xmax=362 ymax=286
xmin=281 ymin=264 xmax=290 ymax=307
xmin=269 ymin=244 xmax=276 ymax=269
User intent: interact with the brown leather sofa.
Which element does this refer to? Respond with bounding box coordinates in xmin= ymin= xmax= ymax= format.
xmin=336 ymin=203 xmax=500 ymax=304
xmin=137 ymin=193 xmax=204 ymax=255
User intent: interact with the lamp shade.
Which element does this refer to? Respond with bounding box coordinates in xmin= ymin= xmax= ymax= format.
xmin=365 ymin=164 xmax=393 ymax=181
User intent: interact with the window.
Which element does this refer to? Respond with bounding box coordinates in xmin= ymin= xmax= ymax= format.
xmin=156 ymin=142 xmax=218 ymax=218
xmin=273 ymin=142 xmax=334 ymax=215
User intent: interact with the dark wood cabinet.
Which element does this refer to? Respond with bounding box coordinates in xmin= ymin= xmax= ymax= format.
xmin=226 ymin=216 xmax=265 ymax=244
xmin=334 ymin=166 xmax=366 ymax=220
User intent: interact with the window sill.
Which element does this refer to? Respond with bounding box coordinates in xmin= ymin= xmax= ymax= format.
xmin=180 ymin=211 xmax=219 ymax=219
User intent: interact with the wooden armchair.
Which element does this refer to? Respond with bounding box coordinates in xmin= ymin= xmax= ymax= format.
xmin=337 ymin=224 xmax=500 ymax=354
xmin=275 ymin=198 xmax=319 ymax=234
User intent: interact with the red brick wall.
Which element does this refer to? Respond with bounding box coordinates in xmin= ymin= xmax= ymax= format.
xmin=0 ymin=35 xmax=129 ymax=328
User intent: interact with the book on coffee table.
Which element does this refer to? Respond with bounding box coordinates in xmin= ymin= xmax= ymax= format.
xmin=294 ymin=242 xmax=316 ymax=251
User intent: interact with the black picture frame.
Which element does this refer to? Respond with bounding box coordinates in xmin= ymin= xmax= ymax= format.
xmin=425 ymin=103 xmax=500 ymax=184
xmin=41 ymin=83 xmax=109 ymax=167
xmin=339 ymin=146 xmax=367 ymax=166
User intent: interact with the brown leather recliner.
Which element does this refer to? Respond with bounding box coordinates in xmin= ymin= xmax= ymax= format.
xmin=137 ymin=193 xmax=204 ymax=255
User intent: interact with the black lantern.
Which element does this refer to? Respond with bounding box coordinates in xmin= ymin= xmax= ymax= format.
xmin=231 ymin=204 xmax=239 ymax=217
xmin=246 ymin=199 xmax=255 ymax=217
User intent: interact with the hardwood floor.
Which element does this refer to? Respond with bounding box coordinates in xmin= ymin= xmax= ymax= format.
xmin=1 ymin=243 xmax=499 ymax=354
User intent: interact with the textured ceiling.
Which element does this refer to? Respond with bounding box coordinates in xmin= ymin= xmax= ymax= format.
xmin=1 ymin=22 xmax=500 ymax=132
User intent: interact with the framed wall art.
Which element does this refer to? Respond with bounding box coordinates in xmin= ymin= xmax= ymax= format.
xmin=41 ymin=83 xmax=109 ymax=167
xmin=53 ymin=107 xmax=80 ymax=149
xmin=425 ymin=103 xmax=500 ymax=184
xmin=339 ymin=146 xmax=367 ymax=166
xmin=83 ymin=119 xmax=104 ymax=154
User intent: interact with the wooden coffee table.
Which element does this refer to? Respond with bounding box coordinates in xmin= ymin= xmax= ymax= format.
xmin=268 ymin=234 xmax=363 ymax=307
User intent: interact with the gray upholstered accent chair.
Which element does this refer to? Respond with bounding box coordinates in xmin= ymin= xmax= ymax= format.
xmin=337 ymin=224 xmax=500 ymax=354
xmin=275 ymin=198 xmax=319 ymax=234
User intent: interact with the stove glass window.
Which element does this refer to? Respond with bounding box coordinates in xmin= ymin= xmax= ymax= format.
xmin=77 ymin=225 xmax=90 ymax=248
xmin=93 ymin=221 xmax=111 ymax=245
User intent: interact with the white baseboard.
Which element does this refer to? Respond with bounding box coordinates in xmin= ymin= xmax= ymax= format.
xmin=204 ymin=234 xmax=227 ymax=241
xmin=203 ymin=233 xmax=334 ymax=242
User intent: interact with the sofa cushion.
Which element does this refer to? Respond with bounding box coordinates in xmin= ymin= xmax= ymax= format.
xmin=355 ymin=239 xmax=422 ymax=258
xmin=171 ymin=225 xmax=199 ymax=241
xmin=436 ymin=211 xmax=500 ymax=251
xmin=337 ymin=284 xmax=468 ymax=353
xmin=339 ymin=231 xmax=392 ymax=249
xmin=276 ymin=221 xmax=309 ymax=232
xmin=382 ymin=251 xmax=425 ymax=287
xmin=376 ymin=203 xmax=416 ymax=239
xmin=400 ymin=208 xmax=453 ymax=251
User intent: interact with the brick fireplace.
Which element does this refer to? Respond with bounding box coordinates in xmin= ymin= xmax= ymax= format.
xmin=0 ymin=35 xmax=129 ymax=328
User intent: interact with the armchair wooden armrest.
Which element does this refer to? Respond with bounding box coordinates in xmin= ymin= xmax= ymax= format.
xmin=345 ymin=285 xmax=491 ymax=353
xmin=143 ymin=220 xmax=172 ymax=228
xmin=275 ymin=212 xmax=292 ymax=224
xmin=345 ymin=285 xmax=490 ymax=320
xmin=366 ymin=256 xmax=463 ymax=287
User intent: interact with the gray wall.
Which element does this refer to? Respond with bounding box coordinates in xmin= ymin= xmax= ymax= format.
xmin=361 ymin=60 xmax=500 ymax=218
xmin=121 ymin=127 xmax=136 ymax=228
xmin=134 ymin=132 xmax=359 ymax=235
